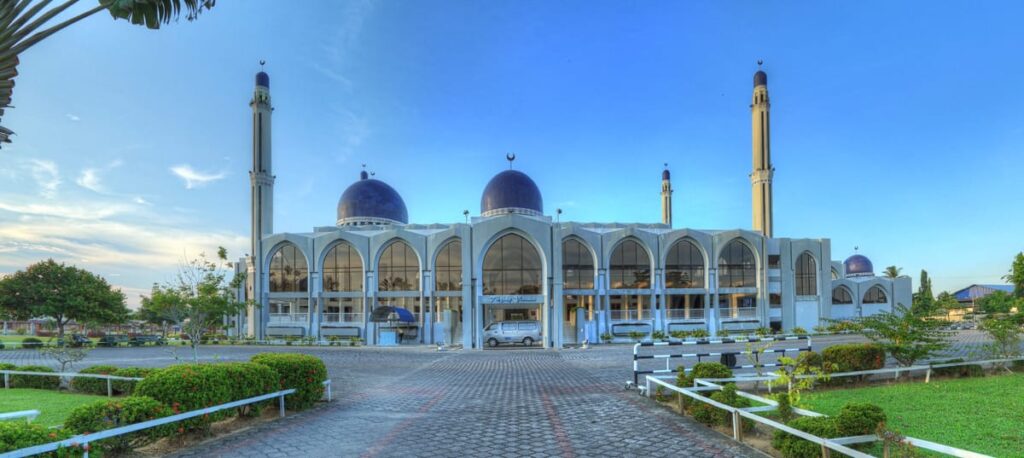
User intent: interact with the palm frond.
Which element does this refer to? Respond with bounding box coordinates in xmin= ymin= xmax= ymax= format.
xmin=104 ymin=0 xmax=214 ymax=29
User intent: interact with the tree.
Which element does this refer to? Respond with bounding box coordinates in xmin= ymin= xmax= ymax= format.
xmin=975 ymin=290 xmax=1018 ymax=315
xmin=852 ymin=303 xmax=950 ymax=367
xmin=0 ymin=259 xmax=128 ymax=338
xmin=1 ymin=0 xmax=215 ymax=148
xmin=1004 ymin=252 xmax=1024 ymax=299
xmin=139 ymin=247 xmax=247 ymax=363
xmin=882 ymin=266 xmax=902 ymax=279
xmin=934 ymin=292 xmax=960 ymax=315
xmin=911 ymin=270 xmax=935 ymax=315
xmin=979 ymin=316 xmax=1021 ymax=371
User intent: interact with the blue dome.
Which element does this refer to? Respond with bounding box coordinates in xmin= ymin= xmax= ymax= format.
xmin=256 ymin=71 xmax=270 ymax=88
xmin=336 ymin=172 xmax=408 ymax=225
xmin=754 ymin=70 xmax=767 ymax=87
xmin=662 ymin=169 xmax=671 ymax=180
xmin=844 ymin=254 xmax=874 ymax=277
xmin=481 ymin=170 xmax=543 ymax=217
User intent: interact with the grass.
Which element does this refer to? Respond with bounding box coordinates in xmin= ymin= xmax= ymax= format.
xmin=0 ymin=388 xmax=109 ymax=427
xmin=802 ymin=373 xmax=1024 ymax=457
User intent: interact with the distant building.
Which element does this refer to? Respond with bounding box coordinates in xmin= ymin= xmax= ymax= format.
xmin=232 ymin=65 xmax=912 ymax=348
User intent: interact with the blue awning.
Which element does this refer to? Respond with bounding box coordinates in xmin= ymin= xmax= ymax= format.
xmin=370 ymin=306 xmax=415 ymax=323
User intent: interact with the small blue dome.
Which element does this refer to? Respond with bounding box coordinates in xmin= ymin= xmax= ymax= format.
xmin=256 ymin=71 xmax=270 ymax=88
xmin=662 ymin=169 xmax=671 ymax=181
xmin=481 ymin=170 xmax=543 ymax=217
xmin=844 ymin=254 xmax=874 ymax=277
xmin=336 ymin=173 xmax=408 ymax=225
xmin=754 ymin=70 xmax=767 ymax=87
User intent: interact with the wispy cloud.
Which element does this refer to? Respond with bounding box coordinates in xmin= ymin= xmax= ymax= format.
xmin=75 ymin=160 xmax=123 ymax=193
xmin=66 ymin=113 xmax=80 ymax=122
xmin=133 ymin=196 xmax=150 ymax=205
xmin=170 ymin=165 xmax=226 ymax=189
xmin=28 ymin=159 xmax=61 ymax=199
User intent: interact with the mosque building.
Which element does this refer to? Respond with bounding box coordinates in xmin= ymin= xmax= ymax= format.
xmin=234 ymin=65 xmax=912 ymax=348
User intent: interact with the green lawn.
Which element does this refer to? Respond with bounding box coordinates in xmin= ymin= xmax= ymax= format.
xmin=802 ymin=373 xmax=1024 ymax=457
xmin=0 ymin=389 xmax=108 ymax=427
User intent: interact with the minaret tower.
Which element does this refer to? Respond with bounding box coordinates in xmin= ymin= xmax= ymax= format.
xmin=751 ymin=61 xmax=774 ymax=238
xmin=660 ymin=164 xmax=673 ymax=227
xmin=248 ymin=63 xmax=274 ymax=338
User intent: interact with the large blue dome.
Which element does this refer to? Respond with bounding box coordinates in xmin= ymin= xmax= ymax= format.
xmin=481 ymin=170 xmax=543 ymax=217
xmin=844 ymin=254 xmax=874 ymax=277
xmin=336 ymin=172 xmax=408 ymax=225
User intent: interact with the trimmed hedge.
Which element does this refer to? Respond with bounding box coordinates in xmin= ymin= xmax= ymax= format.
xmin=679 ymin=362 xmax=733 ymax=410
xmin=0 ymin=422 xmax=73 ymax=454
xmin=772 ymin=416 xmax=839 ymax=458
xmin=64 ymin=396 xmax=173 ymax=454
xmin=11 ymin=365 xmax=59 ymax=390
xmin=111 ymin=367 xmax=157 ymax=395
xmin=690 ymin=383 xmax=754 ymax=432
xmin=21 ymin=337 xmax=43 ymax=349
xmin=218 ymin=362 xmax=280 ymax=416
xmin=822 ymin=343 xmax=884 ymax=372
xmin=0 ymin=363 xmax=15 ymax=371
xmin=135 ymin=364 xmax=234 ymax=430
xmin=71 ymin=365 xmax=120 ymax=395
xmin=251 ymin=353 xmax=327 ymax=410
xmin=836 ymin=402 xmax=886 ymax=437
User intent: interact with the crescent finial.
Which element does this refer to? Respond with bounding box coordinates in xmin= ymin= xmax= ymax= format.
xmin=506 ymin=153 xmax=516 ymax=168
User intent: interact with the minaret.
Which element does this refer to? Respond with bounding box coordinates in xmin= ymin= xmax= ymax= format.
xmin=248 ymin=63 xmax=274 ymax=338
xmin=751 ymin=61 xmax=774 ymax=238
xmin=660 ymin=164 xmax=673 ymax=227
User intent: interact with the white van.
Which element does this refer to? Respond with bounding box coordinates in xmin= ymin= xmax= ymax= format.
xmin=483 ymin=320 xmax=541 ymax=347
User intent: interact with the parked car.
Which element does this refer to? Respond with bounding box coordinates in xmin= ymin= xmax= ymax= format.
xmin=55 ymin=334 xmax=92 ymax=348
xmin=97 ymin=335 xmax=129 ymax=347
xmin=129 ymin=335 xmax=166 ymax=346
xmin=484 ymin=320 xmax=542 ymax=347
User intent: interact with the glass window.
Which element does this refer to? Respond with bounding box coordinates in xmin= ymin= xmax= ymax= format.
xmin=485 ymin=323 xmax=498 ymax=331
xmin=718 ymin=293 xmax=757 ymax=319
xmin=863 ymin=286 xmax=887 ymax=304
xmin=795 ymin=252 xmax=817 ymax=296
xmin=378 ymin=241 xmax=420 ymax=292
xmin=609 ymin=239 xmax=651 ymax=289
xmin=562 ymin=238 xmax=595 ymax=290
xmin=718 ymin=239 xmax=756 ymax=288
xmin=519 ymin=322 xmax=538 ymax=331
xmin=831 ymin=269 xmax=840 ymax=280
xmin=666 ymin=294 xmax=705 ymax=320
xmin=323 ymin=242 xmax=362 ymax=292
xmin=665 ymin=239 xmax=704 ymax=288
xmin=269 ymin=243 xmax=308 ymax=292
xmin=435 ymin=240 xmax=463 ymax=291
xmin=770 ymin=293 xmax=782 ymax=306
xmin=322 ymin=297 xmax=363 ymax=322
xmin=832 ymin=286 xmax=853 ymax=304
xmin=482 ymin=234 xmax=542 ymax=295
xmin=501 ymin=322 xmax=516 ymax=331
xmin=768 ymin=255 xmax=781 ymax=268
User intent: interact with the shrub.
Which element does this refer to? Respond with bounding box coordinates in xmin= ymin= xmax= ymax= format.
xmin=71 ymin=365 xmax=120 ymax=395
xmin=822 ymin=343 xmax=885 ymax=372
xmin=691 ymin=329 xmax=710 ymax=339
xmin=690 ymin=384 xmax=753 ymax=431
xmin=795 ymin=351 xmax=823 ymax=370
xmin=21 ymin=337 xmax=43 ymax=349
xmin=772 ymin=416 xmax=839 ymax=458
xmin=651 ymin=330 xmax=667 ymax=341
xmin=11 ymin=365 xmax=59 ymax=390
xmin=835 ymin=402 xmax=886 ymax=436
xmin=679 ymin=362 xmax=733 ymax=410
xmin=218 ymin=362 xmax=280 ymax=416
xmin=791 ymin=327 xmax=808 ymax=336
xmin=773 ymin=392 xmax=794 ymax=423
xmin=0 ymin=421 xmax=73 ymax=453
xmin=251 ymin=353 xmax=327 ymax=411
xmin=64 ymin=396 xmax=173 ymax=454
xmin=0 ymin=363 xmax=15 ymax=371
xmin=669 ymin=330 xmax=690 ymax=340
xmin=135 ymin=364 xmax=233 ymax=430
xmin=931 ymin=359 xmax=984 ymax=378
xmin=755 ymin=327 xmax=773 ymax=337
xmin=111 ymin=367 xmax=157 ymax=395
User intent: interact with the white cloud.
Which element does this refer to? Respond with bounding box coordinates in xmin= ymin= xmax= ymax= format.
xmin=66 ymin=113 xmax=80 ymax=122
xmin=133 ymin=196 xmax=150 ymax=205
xmin=28 ymin=159 xmax=61 ymax=198
xmin=170 ymin=165 xmax=226 ymax=189
xmin=76 ymin=168 xmax=103 ymax=192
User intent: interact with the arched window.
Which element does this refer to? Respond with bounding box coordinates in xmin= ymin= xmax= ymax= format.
xmin=832 ymin=286 xmax=853 ymax=304
xmin=323 ymin=242 xmax=362 ymax=292
xmin=562 ymin=238 xmax=595 ymax=290
xmin=269 ymin=243 xmax=308 ymax=292
xmin=718 ymin=239 xmax=756 ymax=288
xmin=435 ymin=240 xmax=462 ymax=291
xmin=610 ymin=239 xmax=651 ymax=289
xmin=831 ymin=268 xmax=840 ymax=280
xmin=378 ymin=241 xmax=419 ymax=292
xmin=483 ymin=233 xmax=542 ymax=295
xmin=796 ymin=252 xmax=817 ymax=296
xmin=666 ymin=239 xmax=704 ymax=288
xmin=863 ymin=285 xmax=887 ymax=304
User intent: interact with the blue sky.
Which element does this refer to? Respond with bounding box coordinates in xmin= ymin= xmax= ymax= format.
xmin=1 ymin=1 xmax=1022 ymax=306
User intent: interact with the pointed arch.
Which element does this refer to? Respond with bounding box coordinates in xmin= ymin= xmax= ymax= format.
xmin=562 ymin=237 xmax=596 ymax=290
xmin=609 ymin=238 xmax=652 ymax=289
xmin=268 ymin=242 xmax=308 ymax=293
xmin=665 ymin=238 xmax=705 ymax=288
xmin=832 ymin=285 xmax=853 ymax=304
xmin=322 ymin=240 xmax=363 ymax=292
xmin=863 ymin=285 xmax=888 ymax=304
xmin=435 ymin=238 xmax=463 ymax=291
xmin=795 ymin=251 xmax=817 ymax=296
xmin=718 ymin=238 xmax=756 ymax=288
xmin=378 ymin=239 xmax=420 ymax=292
xmin=483 ymin=233 xmax=542 ymax=295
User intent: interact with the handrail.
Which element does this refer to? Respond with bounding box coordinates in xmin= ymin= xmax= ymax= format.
xmin=2 ymin=370 xmax=145 ymax=397
xmin=0 ymin=410 xmax=39 ymax=423
xmin=1 ymin=388 xmax=298 ymax=458
xmin=632 ymin=335 xmax=812 ymax=385
xmin=690 ymin=356 xmax=1024 ymax=384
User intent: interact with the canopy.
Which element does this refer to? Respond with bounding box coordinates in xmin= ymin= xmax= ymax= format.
xmin=370 ymin=306 xmax=415 ymax=323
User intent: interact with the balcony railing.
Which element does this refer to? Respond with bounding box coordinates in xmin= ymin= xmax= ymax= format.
xmin=721 ymin=307 xmax=758 ymax=320
xmin=322 ymin=313 xmax=364 ymax=324
xmin=269 ymin=313 xmax=309 ymax=325
xmin=666 ymin=308 xmax=705 ymax=320
xmin=609 ymin=309 xmax=651 ymax=321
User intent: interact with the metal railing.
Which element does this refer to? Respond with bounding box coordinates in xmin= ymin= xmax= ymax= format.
xmin=609 ymin=309 xmax=652 ymax=321
xmin=665 ymin=308 xmax=705 ymax=320
xmin=268 ymin=313 xmax=309 ymax=324
xmin=0 ymin=410 xmax=39 ymax=423
xmin=321 ymin=312 xmax=364 ymax=323
xmin=720 ymin=307 xmax=758 ymax=320
xmin=2 ymin=370 xmax=144 ymax=397
xmin=3 ymin=388 xmax=298 ymax=458
xmin=695 ymin=356 xmax=1024 ymax=385
xmin=631 ymin=336 xmax=812 ymax=386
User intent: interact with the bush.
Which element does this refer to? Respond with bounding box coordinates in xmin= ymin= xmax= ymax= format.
xmin=691 ymin=329 xmax=710 ymax=339
xmin=251 ymin=353 xmax=327 ymax=410
xmin=111 ymin=367 xmax=157 ymax=395
xmin=11 ymin=365 xmax=59 ymax=390
xmin=64 ymin=396 xmax=173 ymax=454
xmin=21 ymin=337 xmax=43 ymax=349
xmin=690 ymin=384 xmax=753 ymax=431
xmin=679 ymin=362 xmax=733 ymax=410
xmin=822 ymin=343 xmax=885 ymax=372
xmin=71 ymin=365 xmax=120 ymax=395
xmin=135 ymin=364 xmax=233 ymax=430
xmin=835 ymin=402 xmax=886 ymax=436
xmin=218 ymin=362 xmax=280 ymax=416
xmin=772 ymin=416 xmax=839 ymax=458
xmin=0 ymin=421 xmax=73 ymax=453
xmin=791 ymin=327 xmax=808 ymax=336
xmin=0 ymin=363 xmax=15 ymax=371
xmin=931 ymin=359 xmax=985 ymax=378
xmin=795 ymin=351 xmax=823 ymax=370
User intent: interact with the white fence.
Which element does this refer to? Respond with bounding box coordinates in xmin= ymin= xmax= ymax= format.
xmin=0 ymin=410 xmax=39 ymax=423
xmin=2 ymin=370 xmax=143 ymax=397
